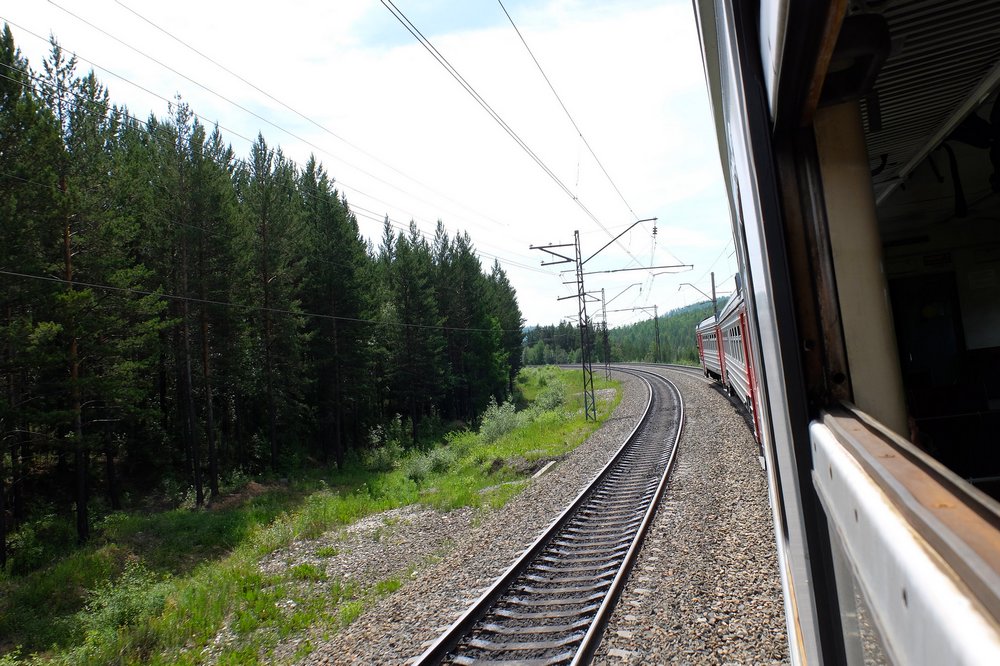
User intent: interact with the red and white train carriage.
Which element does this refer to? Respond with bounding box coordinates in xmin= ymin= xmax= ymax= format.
xmin=695 ymin=313 xmax=722 ymax=379
xmin=696 ymin=288 xmax=761 ymax=442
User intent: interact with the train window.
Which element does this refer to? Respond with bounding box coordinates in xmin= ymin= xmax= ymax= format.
xmin=809 ymin=4 xmax=1000 ymax=501
xmin=877 ymin=93 xmax=1000 ymax=498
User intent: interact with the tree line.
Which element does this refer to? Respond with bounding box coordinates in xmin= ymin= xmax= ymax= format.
xmin=522 ymin=300 xmax=717 ymax=366
xmin=0 ymin=29 xmax=523 ymax=563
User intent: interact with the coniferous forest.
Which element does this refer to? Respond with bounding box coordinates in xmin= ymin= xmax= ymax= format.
xmin=0 ymin=29 xmax=524 ymax=563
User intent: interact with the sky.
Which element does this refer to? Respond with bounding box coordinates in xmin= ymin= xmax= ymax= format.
xmin=2 ymin=0 xmax=739 ymax=329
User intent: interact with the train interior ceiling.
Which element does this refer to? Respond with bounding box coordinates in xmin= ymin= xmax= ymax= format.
xmin=856 ymin=1 xmax=1000 ymax=496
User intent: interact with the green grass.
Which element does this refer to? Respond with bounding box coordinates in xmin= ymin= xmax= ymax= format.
xmin=0 ymin=366 xmax=620 ymax=664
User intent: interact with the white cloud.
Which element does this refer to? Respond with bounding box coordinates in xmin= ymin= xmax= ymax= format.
xmin=5 ymin=0 xmax=734 ymax=327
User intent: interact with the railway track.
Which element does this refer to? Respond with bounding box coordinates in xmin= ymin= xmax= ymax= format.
xmin=657 ymin=363 xmax=704 ymax=378
xmin=415 ymin=368 xmax=683 ymax=665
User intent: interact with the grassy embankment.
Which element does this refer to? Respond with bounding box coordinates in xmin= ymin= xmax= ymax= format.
xmin=0 ymin=367 xmax=620 ymax=665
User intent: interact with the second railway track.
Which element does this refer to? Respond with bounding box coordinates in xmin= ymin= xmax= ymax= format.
xmin=415 ymin=367 xmax=683 ymax=665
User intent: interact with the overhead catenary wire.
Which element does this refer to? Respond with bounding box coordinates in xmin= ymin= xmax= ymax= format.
xmin=378 ymin=0 xmax=646 ymax=267
xmin=692 ymin=239 xmax=734 ymax=286
xmin=497 ymin=0 xmax=641 ymax=223
xmin=5 ymin=6 xmax=712 ymax=332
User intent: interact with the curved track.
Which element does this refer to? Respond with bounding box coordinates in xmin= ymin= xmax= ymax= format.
xmin=415 ymin=368 xmax=683 ymax=665
xmin=630 ymin=362 xmax=705 ymax=379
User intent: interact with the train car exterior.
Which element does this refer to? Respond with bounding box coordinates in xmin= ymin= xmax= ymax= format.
xmin=694 ymin=0 xmax=1000 ymax=663
xmin=716 ymin=289 xmax=762 ymax=444
xmin=695 ymin=313 xmax=722 ymax=379
xmin=717 ymin=291 xmax=747 ymax=401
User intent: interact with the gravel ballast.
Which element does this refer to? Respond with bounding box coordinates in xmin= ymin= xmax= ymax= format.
xmin=289 ymin=368 xmax=786 ymax=664
xmin=593 ymin=367 xmax=787 ymax=664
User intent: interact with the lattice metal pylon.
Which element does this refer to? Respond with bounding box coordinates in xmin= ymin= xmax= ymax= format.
xmin=601 ymin=288 xmax=611 ymax=380
xmin=574 ymin=231 xmax=598 ymax=421
xmin=531 ymin=221 xmax=668 ymax=422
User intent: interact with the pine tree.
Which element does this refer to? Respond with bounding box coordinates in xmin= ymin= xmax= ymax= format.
xmin=236 ymin=135 xmax=306 ymax=470
xmin=486 ymin=260 xmax=525 ymax=394
xmin=451 ymin=232 xmax=501 ymax=417
xmin=187 ymin=122 xmax=239 ymax=498
xmin=299 ymin=157 xmax=370 ymax=468
xmin=0 ymin=25 xmax=64 ymax=564
xmin=387 ymin=224 xmax=445 ymax=444
xmin=32 ymin=41 xmax=166 ymax=540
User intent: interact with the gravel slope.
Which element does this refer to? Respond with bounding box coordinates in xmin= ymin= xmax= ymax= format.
xmin=288 ymin=368 xmax=786 ymax=665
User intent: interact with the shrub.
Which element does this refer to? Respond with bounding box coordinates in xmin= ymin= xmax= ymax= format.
xmin=6 ymin=513 xmax=77 ymax=576
xmin=364 ymin=414 xmax=408 ymax=471
xmin=427 ymin=447 xmax=456 ymax=473
xmin=368 ymin=414 xmax=406 ymax=450
xmin=404 ymin=455 xmax=432 ymax=484
xmin=444 ymin=429 xmax=476 ymax=458
xmin=534 ymin=381 xmax=566 ymax=412
xmin=363 ymin=441 xmax=403 ymax=473
xmin=79 ymin=561 xmax=170 ymax=634
xmin=479 ymin=397 xmax=524 ymax=444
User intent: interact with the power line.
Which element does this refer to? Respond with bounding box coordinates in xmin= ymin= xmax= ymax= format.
xmin=6 ymin=15 xmax=545 ymax=276
xmin=7 ymin=8 xmax=643 ymax=300
xmin=349 ymin=207 xmax=554 ymax=277
xmin=0 ymin=153 xmax=548 ymax=284
xmin=694 ymin=240 xmax=734 ymax=285
xmin=40 ymin=2 xmax=510 ymax=243
xmin=109 ymin=0 xmax=512 ymax=233
xmin=1 ymin=67 xmax=546 ymax=319
xmin=0 ymin=49 xmax=544 ymax=280
xmin=378 ymin=0 xmax=645 ymax=266
xmin=497 ymin=0 xmax=640 ymax=222
xmin=0 ymin=17 xmax=256 ymax=144
xmin=0 ymin=269 xmax=526 ymax=335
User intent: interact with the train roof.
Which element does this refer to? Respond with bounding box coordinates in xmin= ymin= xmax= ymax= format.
xmin=718 ymin=288 xmax=744 ymax=322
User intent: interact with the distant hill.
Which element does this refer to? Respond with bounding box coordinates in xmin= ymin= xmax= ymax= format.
xmin=607 ymin=300 xmax=723 ymax=364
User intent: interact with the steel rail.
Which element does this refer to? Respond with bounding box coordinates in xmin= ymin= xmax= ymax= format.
xmin=629 ymin=362 xmax=705 ymax=377
xmin=414 ymin=367 xmax=683 ymax=665
xmin=572 ymin=368 xmax=684 ymax=664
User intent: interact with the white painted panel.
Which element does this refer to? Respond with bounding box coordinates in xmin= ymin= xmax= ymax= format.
xmin=811 ymin=423 xmax=1000 ymax=665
